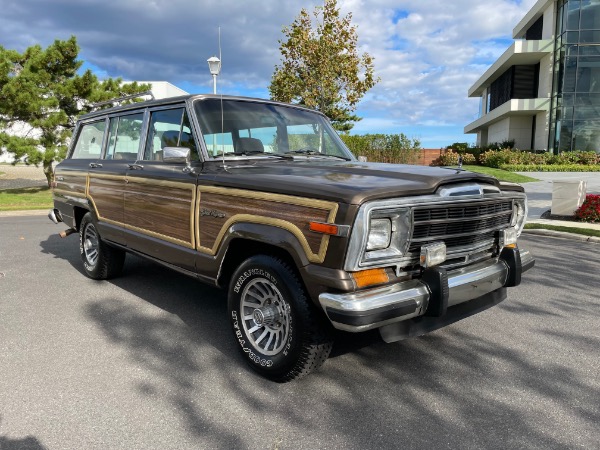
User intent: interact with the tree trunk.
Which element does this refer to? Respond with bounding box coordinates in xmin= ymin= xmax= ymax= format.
xmin=43 ymin=159 xmax=54 ymax=187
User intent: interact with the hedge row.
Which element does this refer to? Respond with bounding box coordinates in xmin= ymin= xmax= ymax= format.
xmin=440 ymin=148 xmax=600 ymax=169
xmin=500 ymin=164 xmax=600 ymax=172
xmin=341 ymin=133 xmax=422 ymax=165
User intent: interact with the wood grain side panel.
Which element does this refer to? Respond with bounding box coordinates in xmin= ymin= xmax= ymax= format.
xmin=55 ymin=172 xmax=87 ymax=197
xmin=88 ymin=176 xmax=124 ymax=222
xmin=124 ymin=182 xmax=194 ymax=244
xmin=198 ymin=192 xmax=331 ymax=254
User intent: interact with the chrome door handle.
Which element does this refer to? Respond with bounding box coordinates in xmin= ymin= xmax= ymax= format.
xmin=89 ymin=163 xmax=103 ymax=168
xmin=128 ymin=164 xmax=144 ymax=170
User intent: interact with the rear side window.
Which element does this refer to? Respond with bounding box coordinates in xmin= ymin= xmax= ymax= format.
xmin=71 ymin=121 xmax=105 ymax=159
xmin=144 ymin=108 xmax=199 ymax=161
xmin=105 ymin=113 xmax=144 ymax=161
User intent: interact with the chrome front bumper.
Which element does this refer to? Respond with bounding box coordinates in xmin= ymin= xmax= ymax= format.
xmin=319 ymin=248 xmax=535 ymax=332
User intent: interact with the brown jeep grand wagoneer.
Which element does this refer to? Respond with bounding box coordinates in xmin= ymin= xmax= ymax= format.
xmin=49 ymin=94 xmax=534 ymax=381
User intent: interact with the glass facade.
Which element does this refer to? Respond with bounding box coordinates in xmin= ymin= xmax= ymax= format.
xmin=550 ymin=0 xmax=600 ymax=153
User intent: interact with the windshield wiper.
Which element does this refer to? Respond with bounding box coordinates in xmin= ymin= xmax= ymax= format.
xmin=286 ymin=149 xmax=350 ymax=161
xmin=214 ymin=151 xmax=292 ymax=159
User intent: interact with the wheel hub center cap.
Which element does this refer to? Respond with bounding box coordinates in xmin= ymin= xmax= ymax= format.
xmin=252 ymin=305 xmax=280 ymax=327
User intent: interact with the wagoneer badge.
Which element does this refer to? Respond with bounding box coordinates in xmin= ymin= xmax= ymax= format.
xmin=200 ymin=208 xmax=226 ymax=218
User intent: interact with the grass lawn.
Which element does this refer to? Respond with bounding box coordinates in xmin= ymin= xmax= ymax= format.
xmin=461 ymin=165 xmax=539 ymax=183
xmin=0 ymin=186 xmax=53 ymax=211
xmin=524 ymin=223 xmax=600 ymax=238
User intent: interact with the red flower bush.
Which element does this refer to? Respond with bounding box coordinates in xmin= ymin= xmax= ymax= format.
xmin=575 ymin=194 xmax=600 ymax=223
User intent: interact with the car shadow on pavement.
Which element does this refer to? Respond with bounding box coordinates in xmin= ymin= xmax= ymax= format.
xmin=0 ymin=436 xmax=47 ymax=450
xmin=36 ymin=232 xmax=600 ymax=448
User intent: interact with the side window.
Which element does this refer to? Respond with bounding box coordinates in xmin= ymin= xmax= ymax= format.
xmin=105 ymin=113 xmax=144 ymax=161
xmin=144 ymin=108 xmax=199 ymax=161
xmin=71 ymin=121 xmax=105 ymax=159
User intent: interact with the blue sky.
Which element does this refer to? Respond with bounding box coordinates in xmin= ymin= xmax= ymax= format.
xmin=0 ymin=0 xmax=538 ymax=148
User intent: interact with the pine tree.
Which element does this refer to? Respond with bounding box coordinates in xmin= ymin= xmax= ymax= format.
xmin=0 ymin=36 xmax=150 ymax=185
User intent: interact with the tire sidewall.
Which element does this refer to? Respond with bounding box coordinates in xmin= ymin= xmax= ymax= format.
xmin=228 ymin=256 xmax=304 ymax=376
xmin=80 ymin=213 xmax=100 ymax=278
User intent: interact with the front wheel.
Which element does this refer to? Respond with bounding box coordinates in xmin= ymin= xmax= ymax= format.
xmin=228 ymin=255 xmax=333 ymax=382
xmin=79 ymin=212 xmax=125 ymax=280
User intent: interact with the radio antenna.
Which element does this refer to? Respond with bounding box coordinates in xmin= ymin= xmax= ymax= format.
xmin=217 ymin=30 xmax=251 ymax=170
xmin=219 ymin=26 xmax=228 ymax=170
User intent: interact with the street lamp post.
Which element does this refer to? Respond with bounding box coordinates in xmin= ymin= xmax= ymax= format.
xmin=207 ymin=56 xmax=221 ymax=94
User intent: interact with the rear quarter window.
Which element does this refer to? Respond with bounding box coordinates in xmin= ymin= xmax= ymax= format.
xmin=71 ymin=121 xmax=106 ymax=159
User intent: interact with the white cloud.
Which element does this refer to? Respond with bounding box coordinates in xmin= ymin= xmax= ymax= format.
xmin=0 ymin=0 xmax=539 ymax=145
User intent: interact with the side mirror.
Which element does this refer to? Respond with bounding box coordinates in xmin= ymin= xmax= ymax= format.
xmin=163 ymin=146 xmax=191 ymax=165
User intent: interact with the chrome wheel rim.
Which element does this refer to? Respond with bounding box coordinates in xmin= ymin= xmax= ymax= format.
xmin=240 ymin=278 xmax=290 ymax=356
xmin=83 ymin=224 xmax=99 ymax=267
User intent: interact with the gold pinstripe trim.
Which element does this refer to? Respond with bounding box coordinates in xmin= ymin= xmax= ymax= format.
xmin=197 ymin=185 xmax=338 ymax=215
xmin=53 ymin=189 xmax=87 ymax=199
xmin=195 ymin=186 xmax=339 ymax=263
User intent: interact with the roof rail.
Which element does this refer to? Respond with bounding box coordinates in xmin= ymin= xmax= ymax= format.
xmin=91 ymin=90 xmax=155 ymax=110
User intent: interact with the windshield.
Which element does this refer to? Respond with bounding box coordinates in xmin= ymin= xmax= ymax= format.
xmin=194 ymin=99 xmax=355 ymax=160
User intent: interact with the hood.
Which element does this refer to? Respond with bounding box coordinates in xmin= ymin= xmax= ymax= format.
xmin=204 ymin=159 xmax=509 ymax=205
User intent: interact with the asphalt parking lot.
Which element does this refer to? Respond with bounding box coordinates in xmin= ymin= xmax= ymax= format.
xmin=1 ymin=216 xmax=599 ymax=449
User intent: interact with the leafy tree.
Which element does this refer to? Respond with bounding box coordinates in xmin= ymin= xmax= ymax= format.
xmin=0 ymin=36 xmax=150 ymax=185
xmin=341 ymin=133 xmax=421 ymax=164
xmin=269 ymin=0 xmax=378 ymax=132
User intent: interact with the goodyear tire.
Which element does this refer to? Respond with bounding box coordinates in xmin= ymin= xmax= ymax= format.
xmin=79 ymin=212 xmax=125 ymax=280
xmin=228 ymin=255 xmax=333 ymax=382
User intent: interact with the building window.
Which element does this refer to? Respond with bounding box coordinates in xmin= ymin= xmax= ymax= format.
xmin=550 ymin=0 xmax=600 ymax=153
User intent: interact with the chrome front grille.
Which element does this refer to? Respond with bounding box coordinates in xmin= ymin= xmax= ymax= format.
xmin=409 ymin=200 xmax=513 ymax=254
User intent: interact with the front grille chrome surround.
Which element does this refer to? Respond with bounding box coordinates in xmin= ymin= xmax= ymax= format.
xmin=344 ymin=186 xmax=527 ymax=272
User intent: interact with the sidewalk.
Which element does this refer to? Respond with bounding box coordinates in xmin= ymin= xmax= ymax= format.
xmin=518 ymin=172 xmax=600 ymax=219
xmin=518 ymin=171 xmax=600 ymax=242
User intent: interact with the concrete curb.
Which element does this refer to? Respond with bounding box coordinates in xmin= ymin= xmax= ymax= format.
xmin=522 ymin=228 xmax=600 ymax=243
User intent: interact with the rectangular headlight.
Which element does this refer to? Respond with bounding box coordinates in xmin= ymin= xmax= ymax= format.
xmin=511 ymin=198 xmax=527 ymax=236
xmin=420 ymin=242 xmax=446 ymax=268
xmin=366 ymin=218 xmax=391 ymax=250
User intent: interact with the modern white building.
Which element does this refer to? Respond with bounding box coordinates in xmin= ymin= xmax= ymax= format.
xmin=465 ymin=0 xmax=600 ymax=153
xmin=141 ymin=81 xmax=189 ymax=99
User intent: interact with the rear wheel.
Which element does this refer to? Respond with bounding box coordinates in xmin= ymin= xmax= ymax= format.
xmin=228 ymin=255 xmax=333 ymax=382
xmin=79 ymin=212 xmax=125 ymax=280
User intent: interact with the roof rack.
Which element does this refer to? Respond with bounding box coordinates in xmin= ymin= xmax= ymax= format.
xmin=91 ymin=90 xmax=155 ymax=110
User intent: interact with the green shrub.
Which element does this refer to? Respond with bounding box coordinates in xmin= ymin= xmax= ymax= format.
xmin=478 ymin=148 xmax=516 ymax=168
xmin=440 ymin=149 xmax=476 ymax=166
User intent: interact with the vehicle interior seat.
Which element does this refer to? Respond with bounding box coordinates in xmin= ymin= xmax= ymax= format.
xmin=235 ymin=137 xmax=264 ymax=154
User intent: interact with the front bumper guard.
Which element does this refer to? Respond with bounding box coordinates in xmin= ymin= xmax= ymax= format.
xmin=319 ymin=248 xmax=535 ymax=333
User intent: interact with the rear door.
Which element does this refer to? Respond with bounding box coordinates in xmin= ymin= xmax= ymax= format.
xmin=123 ymin=104 xmax=200 ymax=271
xmin=87 ymin=111 xmax=145 ymax=245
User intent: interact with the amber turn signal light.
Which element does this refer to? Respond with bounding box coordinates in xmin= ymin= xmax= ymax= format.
xmin=351 ymin=268 xmax=389 ymax=288
xmin=309 ymin=222 xmax=339 ymax=235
